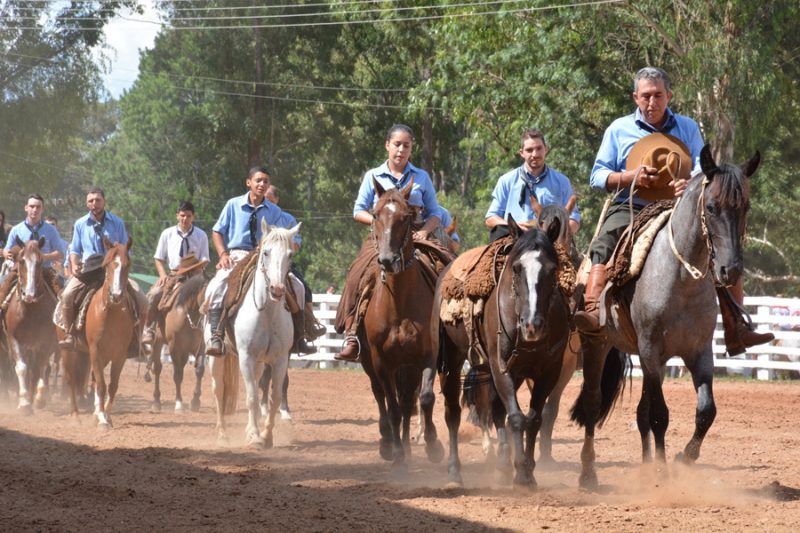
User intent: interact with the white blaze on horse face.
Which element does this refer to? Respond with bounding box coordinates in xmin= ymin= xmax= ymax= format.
xmin=111 ymin=255 xmax=123 ymax=298
xmin=23 ymin=255 xmax=37 ymax=298
xmin=518 ymin=250 xmax=543 ymax=322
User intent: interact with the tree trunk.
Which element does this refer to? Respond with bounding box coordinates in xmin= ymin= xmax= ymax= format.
xmin=248 ymin=3 xmax=265 ymax=167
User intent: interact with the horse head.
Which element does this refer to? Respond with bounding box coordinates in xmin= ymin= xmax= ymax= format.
xmin=699 ymin=145 xmax=759 ymax=287
xmin=373 ymin=177 xmax=414 ymax=274
xmin=506 ymin=215 xmax=561 ymax=342
xmin=258 ymin=218 xmax=299 ymax=301
xmin=101 ymin=236 xmax=132 ymax=304
xmin=15 ymin=236 xmax=46 ymax=304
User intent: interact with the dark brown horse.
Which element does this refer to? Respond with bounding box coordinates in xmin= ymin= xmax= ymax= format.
xmin=3 ymin=238 xmax=59 ymax=414
xmin=148 ymin=274 xmax=207 ymax=413
xmin=359 ymin=179 xmax=444 ymax=471
xmin=79 ymin=237 xmax=137 ymax=428
xmin=434 ymin=216 xmax=571 ymax=487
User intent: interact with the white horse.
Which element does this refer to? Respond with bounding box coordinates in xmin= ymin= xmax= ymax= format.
xmin=207 ymin=219 xmax=298 ymax=447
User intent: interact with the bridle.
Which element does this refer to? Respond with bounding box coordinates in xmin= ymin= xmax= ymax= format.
xmin=372 ymin=201 xmax=416 ymax=283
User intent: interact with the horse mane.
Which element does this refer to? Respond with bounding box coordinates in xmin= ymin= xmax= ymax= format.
xmin=176 ymin=274 xmax=208 ymax=308
xmin=708 ymin=163 xmax=750 ymax=209
xmin=262 ymin=226 xmax=295 ymax=249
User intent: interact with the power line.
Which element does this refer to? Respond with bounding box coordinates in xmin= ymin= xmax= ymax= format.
xmin=4 ymin=51 xmax=413 ymax=93
xmin=2 ymin=0 xmax=625 ymax=31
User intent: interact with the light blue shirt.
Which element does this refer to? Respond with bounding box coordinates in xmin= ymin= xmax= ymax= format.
xmin=213 ymin=193 xmax=286 ymax=251
xmin=69 ymin=211 xmax=128 ymax=262
xmin=353 ymin=161 xmax=441 ymax=223
xmin=486 ymin=165 xmax=581 ymax=225
xmin=591 ymin=108 xmax=704 ymax=207
xmin=438 ymin=207 xmax=460 ymax=242
xmin=4 ymin=220 xmax=64 ymax=267
xmin=274 ymin=209 xmax=302 ymax=246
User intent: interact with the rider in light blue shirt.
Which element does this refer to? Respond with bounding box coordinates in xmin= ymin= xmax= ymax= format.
xmin=485 ymin=128 xmax=581 ymax=241
xmin=590 ymin=106 xmax=704 ymax=208
xmin=354 ymin=161 xmax=441 ymax=227
xmin=438 ymin=206 xmax=460 ymax=243
xmin=69 ymin=209 xmax=128 ymax=262
xmin=213 ymin=192 xmax=286 ymax=251
xmin=4 ymin=197 xmax=65 ymax=269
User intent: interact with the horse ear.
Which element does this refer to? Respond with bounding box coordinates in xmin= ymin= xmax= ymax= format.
xmin=400 ymin=177 xmax=414 ymax=200
xmin=530 ymin=194 xmax=542 ymax=219
xmin=565 ymin=194 xmax=577 ymax=214
xmin=741 ymin=151 xmax=761 ymax=178
xmin=373 ymin=177 xmax=387 ymax=197
xmin=261 ymin=217 xmax=269 ymax=238
xmin=290 ymin=222 xmax=302 ymax=238
xmin=545 ymin=215 xmax=562 ymax=245
xmin=700 ymin=144 xmax=718 ymax=178
xmin=15 ymin=235 xmax=24 ymax=248
xmin=446 ymin=214 xmax=457 ymax=236
xmin=126 ymin=236 xmax=133 ymax=251
xmin=507 ymin=214 xmax=521 ymax=239
xmin=102 ymin=235 xmax=112 ymax=251
xmin=38 ymin=237 xmax=46 ymax=249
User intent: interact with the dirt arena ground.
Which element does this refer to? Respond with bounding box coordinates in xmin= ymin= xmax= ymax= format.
xmin=1 ymin=360 xmax=799 ymax=532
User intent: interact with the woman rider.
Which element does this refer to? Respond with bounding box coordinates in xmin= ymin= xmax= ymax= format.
xmin=334 ymin=124 xmax=443 ymax=362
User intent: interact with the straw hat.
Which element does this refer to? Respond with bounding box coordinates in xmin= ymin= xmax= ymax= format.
xmin=626 ymin=133 xmax=692 ymax=201
xmin=174 ymin=253 xmax=207 ymax=277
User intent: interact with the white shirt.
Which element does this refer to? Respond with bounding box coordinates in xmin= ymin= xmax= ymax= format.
xmin=154 ymin=224 xmax=210 ymax=270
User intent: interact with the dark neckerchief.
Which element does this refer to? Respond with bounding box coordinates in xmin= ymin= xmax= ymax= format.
xmin=90 ymin=213 xmax=106 ymax=253
xmin=518 ymin=166 xmax=549 ymax=207
xmin=24 ymin=220 xmax=44 ymax=241
xmin=177 ymin=225 xmax=194 ymax=257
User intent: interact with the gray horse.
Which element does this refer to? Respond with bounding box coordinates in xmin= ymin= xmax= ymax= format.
xmin=571 ymin=145 xmax=760 ymax=490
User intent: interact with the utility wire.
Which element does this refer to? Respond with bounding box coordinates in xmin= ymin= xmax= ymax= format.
xmin=1 ymin=0 xmax=624 ymax=30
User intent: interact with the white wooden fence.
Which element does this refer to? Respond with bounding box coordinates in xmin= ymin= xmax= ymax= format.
xmin=303 ymin=294 xmax=800 ymax=380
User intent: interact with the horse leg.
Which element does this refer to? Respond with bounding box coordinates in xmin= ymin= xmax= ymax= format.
xmin=492 ymin=370 xmax=532 ymax=488
xmin=240 ymin=352 xmax=265 ymax=447
xmin=524 ymin=380 xmax=555 ymax=489
xmin=378 ymin=368 xmax=405 ymax=470
xmin=207 ymin=355 xmax=228 ymax=442
xmin=640 ymin=365 xmax=669 ymax=463
xmin=539 ymin=340 xmax=578 ymax=466
xmin=366 ymin=370 xmax=393 ymax=461
xmin=439 ymin=357 xmax=465 ymax=486
xmin=190 ymin=353 xmax=205 ymax=412
xmin=10 ymin=341 xmax=32 ymax=414
xmin=397 ymin=367 xmax=419 ymax=460
xmin=172 ymin=352 xmax=187 ymax=412
xmin=575 ymin=337 xmax=607 ymax=491
xmin=420 ymin=364 xmax=443 ymax=463
xmin=492 ymin=393 xmax=511 ymax=481
xmin=263 ymin=355 xmax=288 ymax=449
xmin=258 ymin=364 xmax=271 ymax=418
xmin=92 ymin=358 xmax=110 ymax=428
xmin=35 ymin=352 xmax=49 ymax=409
xmin=104 ymin=356 xmax=125 ymax=422
xmin=279 ymin=352 xmax=291 ymax=421
xmin=637 ymin=378 xmax=653 ymax=462
xmin=151 ymin=340 xmax=163 ymax=413
xmin=677 ymin=350 xmax=717 ymax=464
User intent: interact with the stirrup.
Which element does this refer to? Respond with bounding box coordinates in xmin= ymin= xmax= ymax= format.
xmin=206 ymin=336 xmax=225 ymax=357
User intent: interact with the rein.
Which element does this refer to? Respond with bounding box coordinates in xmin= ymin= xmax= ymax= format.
xmin=667 ymin=176 xmax=714 ymax=281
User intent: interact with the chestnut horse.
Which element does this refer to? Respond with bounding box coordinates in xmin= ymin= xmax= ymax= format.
xmin=433 ymin=216 xmax=571 ymax=487
xmin=148 ymin=274 xmax=208 ymax=413
xmin=83 ymin=237 xmax=137 ymax=428
xmin=3 ymin=238 xmax=59 ymax=413
xmin=359 ymin=180 xmax=444 ymax=472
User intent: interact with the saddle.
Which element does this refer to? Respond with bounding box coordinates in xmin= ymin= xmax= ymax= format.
xmin=157 ymin=271 xmax=205 ymax=313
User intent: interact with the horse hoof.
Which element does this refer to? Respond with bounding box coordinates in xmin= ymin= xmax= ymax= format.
xmin=379 ymin=440 xmax=394 ymax=461
xmin=246 ymin=438 xmax=265 ymax=450
xmin=279 ymin=409 xmax=292 ymax=421
xmin=445 ymin=473 xmax=464 ymax=489
xmin=97 ymin=421 xmax=112 ymax=431
xmin=174 ymin=402 xmax=185 ymax=413
xmin=264 ymin=434 xmax=274 ymax=449
xmin=143 ymin=371 xmax=152 ymax=383
xmin=675 ymin=451 xmax=696 ymax=464
xmin=190 ymin=398 xmax=201 ymax=412
xmin=151 ymin=402 xmax=162 ymax=413
xmin=579 ymin=470 xmax=599 ymax=491
xmin=18 ymin=404 xmax=34 ymax=416
xmin=513 ymin=473 xmax=537 ymax=490
xmin=389 ymin=461 xmax=408 ymax=479
xmin=426 ymin=439 xmax=444 ymax=464
xmin=34 ymin=397 xmax=47 ymax=410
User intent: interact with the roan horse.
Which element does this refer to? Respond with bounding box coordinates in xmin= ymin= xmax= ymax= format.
xmin=64 ymin=238 xmax=138 ymax=427
xmin=3 ymin=238 xmax=59 ymax=413
xmin=207 ymin=219 xmax=298 ymax=446
xmin=571 ymin=145 xmax=760 ymax=489
xmin=360 ymin=180 xmax=444 ymax=472
xmin=148 ymin=274 xmax=208 ymax=413
xmin=433 ymin=216 xmax=570 ymax=487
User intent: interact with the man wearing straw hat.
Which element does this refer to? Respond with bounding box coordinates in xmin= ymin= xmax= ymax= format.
xmin=575 ymin=67 xmax=773 ymax=354
xmin=141 ymin=201 xmax=210 ymax=344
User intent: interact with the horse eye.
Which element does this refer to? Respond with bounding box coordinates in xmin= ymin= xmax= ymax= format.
xmin=706 ymin=203 xmax=716 ymax=215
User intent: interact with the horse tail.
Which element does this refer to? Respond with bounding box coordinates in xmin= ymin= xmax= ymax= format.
xmin=222 ymin=352 xmax=239 ymax=416
xmin=570 ymin=347 xmax=629 ymax=428
xmin=461 ymin=366 xmax=495 ymax=429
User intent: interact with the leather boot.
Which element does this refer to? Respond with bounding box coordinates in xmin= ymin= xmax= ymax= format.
xmin=334 ymin=334 xmax=360 ymax=362
xmin=141 ymin=323 xmax=156 ymax=344
xmin=574 ymin=264 xmax=608 ymax=333
xmin=58 ymin=303 xmax=76 ymax=348
xmin=292 ymin=311 xmax=316 ymax=354
xmin=304 ymin=306 xmax=327 ymax=340
xmin=205 ymin=307 xmax=225 ymax=356
xmin=717 ymin=283 xmax=774 ymax=356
